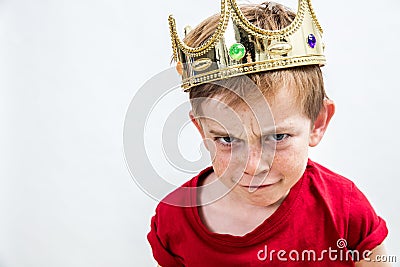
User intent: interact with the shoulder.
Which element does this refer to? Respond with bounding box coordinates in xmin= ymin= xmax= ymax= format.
xmin=307 ymin=159 xmax=355 ymax=187
xmin=305 ymin=159 xmax=376 ymax=219
xmin=306 ymin=159 xmax=383 ymax=214
xmin=149 ymin=166 xmax=213 ymax=236
xmin=302 ymin=160 xmax=355 ymax=226
xmin=156 ymin=166 xmax=213 ymax=213
xmin=306 ymin=159 xmax=388 ymax=252
xmin=147 ymin=167 xmax=213 ymax=267
xmin=305 ymin=159 xmax=355 ymax=205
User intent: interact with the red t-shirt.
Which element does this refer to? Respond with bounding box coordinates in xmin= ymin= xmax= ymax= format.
xmin=147 ymin=159 xmax=388 ymax=266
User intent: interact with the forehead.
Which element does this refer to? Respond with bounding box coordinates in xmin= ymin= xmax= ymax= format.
xmin=201 ymin=88 xmax=301 ymax=136
xmin=197 ymin=86 xmax=303 ymax=133
xmin=199 ymin=85 xmax=300 ymax=116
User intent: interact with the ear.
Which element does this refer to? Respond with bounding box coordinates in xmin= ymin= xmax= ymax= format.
xmin=189 ymin=111 xmax=213 ymax=152
xmin=189 ymin=110 xmax=205 ymax=140
xmin=309 ymin=99 xmax=335 ymax=147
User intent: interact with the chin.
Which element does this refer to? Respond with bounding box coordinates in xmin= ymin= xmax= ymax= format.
xmin=248 ymin=198 xmax=281 ymax=207
xmin=240 ymin=189 xmax=286 ymax=207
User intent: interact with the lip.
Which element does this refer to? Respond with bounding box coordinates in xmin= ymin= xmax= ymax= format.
xmin=239 ymin=179 xmax=282 ymax=189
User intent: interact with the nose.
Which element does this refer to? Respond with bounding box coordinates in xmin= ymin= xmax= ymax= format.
xmin=243 ymin=144 xmax=271 ymax=177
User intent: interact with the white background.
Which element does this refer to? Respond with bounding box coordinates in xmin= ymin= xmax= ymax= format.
xmin=1 ymin=0 xmax=399 ymax=266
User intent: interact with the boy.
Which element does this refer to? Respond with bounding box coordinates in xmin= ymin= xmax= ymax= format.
xmin=147 ymin=0 xmax=389 ymax=266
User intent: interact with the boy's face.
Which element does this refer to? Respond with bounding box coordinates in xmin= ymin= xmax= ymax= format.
xmin=191 ymin=86 xmax=332 ymax=207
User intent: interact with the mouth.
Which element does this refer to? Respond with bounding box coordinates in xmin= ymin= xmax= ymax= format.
xmin=239 ymin=179 xmax=282 ymax=189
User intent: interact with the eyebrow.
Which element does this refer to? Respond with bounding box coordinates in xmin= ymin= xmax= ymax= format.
xmin=208 ymin=130 xmax=229 ymax=136
xmin=208 ymin=126 xmax=297 ymax=137
xmin=274 ymin=126 xmax=297 ymax=133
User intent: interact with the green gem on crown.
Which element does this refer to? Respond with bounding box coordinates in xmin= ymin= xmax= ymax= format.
xmin=229 ymin=43 xmax=246 ymax=60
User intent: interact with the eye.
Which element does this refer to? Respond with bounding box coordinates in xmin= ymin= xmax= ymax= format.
xmin=216 ymin=136 xmax=236 ymax=146
xmin=266 ymin=134 xmax=289 ymax=142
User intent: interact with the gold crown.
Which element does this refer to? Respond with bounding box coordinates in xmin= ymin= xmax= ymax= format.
xmin=168 ymin=0 xmax=325 ymax=91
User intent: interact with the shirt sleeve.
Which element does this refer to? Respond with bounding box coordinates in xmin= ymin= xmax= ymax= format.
xmin=147 ymin=210 xmax=184 ymax=267
xmin=346 ymin=182 xmax=388 ymax=256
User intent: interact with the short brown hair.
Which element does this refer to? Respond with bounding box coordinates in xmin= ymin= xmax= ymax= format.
xmin=184 ymin=2 xmax=327 ymax=122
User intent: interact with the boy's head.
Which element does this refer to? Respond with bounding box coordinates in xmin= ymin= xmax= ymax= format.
xmin=174 ymin=2 xmax=335 ymax=205
xmin=185 ymin=3 xmax=327 ymax=123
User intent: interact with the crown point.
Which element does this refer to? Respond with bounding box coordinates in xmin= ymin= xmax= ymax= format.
xmin=307 ymin=34 xmax=317 ymax=48
xmin=229 ymin=43 xmax=246 ymax=60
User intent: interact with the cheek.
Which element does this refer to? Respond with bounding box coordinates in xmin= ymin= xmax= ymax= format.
xmin=211 ymin=146 xmax=247 ymax=178
xmin=203 ymin=138 xmax=232 ymax=176
xmin=273 ymin=146 xmax=308 ymax=179
xmin=211 ymin=148 xmax=232 ymax=177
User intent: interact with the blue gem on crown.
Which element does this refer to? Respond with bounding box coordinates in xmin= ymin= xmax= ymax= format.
xmin=307 ymin=34 xmax=317 ymax=48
